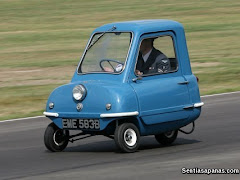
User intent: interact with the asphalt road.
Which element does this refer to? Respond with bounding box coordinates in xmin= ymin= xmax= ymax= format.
xmin=0 ymin=92 xmax=240 ymax=180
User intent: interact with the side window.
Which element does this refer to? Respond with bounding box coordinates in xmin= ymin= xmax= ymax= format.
xmin=135 ymin=35 xmax=178 ymax=76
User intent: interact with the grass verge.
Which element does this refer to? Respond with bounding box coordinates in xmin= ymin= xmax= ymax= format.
xmin=0 ymin=0 xmax=239 ymax=120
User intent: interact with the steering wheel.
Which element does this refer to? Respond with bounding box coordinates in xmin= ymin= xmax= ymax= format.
xmin=99 ymin=59 xmax=124 ymax=73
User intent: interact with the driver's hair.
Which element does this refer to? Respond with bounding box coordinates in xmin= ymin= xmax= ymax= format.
xmin=143 ymin=38 xmax=154 ymax=47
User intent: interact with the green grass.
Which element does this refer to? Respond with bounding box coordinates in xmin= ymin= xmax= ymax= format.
xmin=0 ymin=0 xmax=239 ymax=120
xmin=0 ymin=84 xmax=60 ymax=120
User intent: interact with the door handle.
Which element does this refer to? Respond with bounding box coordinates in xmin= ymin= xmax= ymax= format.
xmin=178 ymin=81 xmax=189 ymax=85
xmin=132 ymin=76 xmax=142 ymax=82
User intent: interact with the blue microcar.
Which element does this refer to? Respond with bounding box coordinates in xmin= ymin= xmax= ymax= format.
xmin=43 ymin=20 xmax=204 ymax=153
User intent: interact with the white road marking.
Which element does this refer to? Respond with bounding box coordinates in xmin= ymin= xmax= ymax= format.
xmin=0 ymin=116 xmax=44 ymax=123
xmin=12 ymin=70 xmax=42 ymax=73
xmin=0 ymin=69 xmax=42 ymax=74
xmin=0 ymin=91 xmax=239 ymax=123
xmin=201 ymin=91 xmax=240 ymax=98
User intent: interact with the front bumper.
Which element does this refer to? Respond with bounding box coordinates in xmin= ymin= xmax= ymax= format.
xmin=43 ymin=111 xmax=139 ymax=118
xmin=43 ymin=112 xmax=59 ymax=117
xmin=43 ymin=111 xmax=139 ymax=131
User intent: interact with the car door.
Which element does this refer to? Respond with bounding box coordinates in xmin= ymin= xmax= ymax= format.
xmin=130 ymin=32 xmax=192 ymax=125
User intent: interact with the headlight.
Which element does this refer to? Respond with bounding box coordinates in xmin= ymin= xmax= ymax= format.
xmin=72 ymin=85 xmax=87 ymax=101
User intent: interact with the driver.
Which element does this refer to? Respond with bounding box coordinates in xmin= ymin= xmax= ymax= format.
xmin=136 ymin=38 xmax=171 ymax=75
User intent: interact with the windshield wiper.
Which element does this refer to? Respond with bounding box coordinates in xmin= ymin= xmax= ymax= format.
xmin=86 ymin=26 xmax=117 ymax=51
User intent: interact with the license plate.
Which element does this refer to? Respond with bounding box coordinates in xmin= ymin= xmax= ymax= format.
xmin=62 ymin=119 xmax=100 ymax=130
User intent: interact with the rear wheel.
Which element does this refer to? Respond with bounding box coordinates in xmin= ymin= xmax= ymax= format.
xmin=44 ymin=122 xmax=69 ymax=152
xmin=155 ymin=130 xmax=178 ymax=146
xmin=114 ymin=123 xmax=140 ymax=153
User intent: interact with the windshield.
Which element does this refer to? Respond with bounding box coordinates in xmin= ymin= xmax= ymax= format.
xmin=78 ymin=32 xmax=132 ymax=74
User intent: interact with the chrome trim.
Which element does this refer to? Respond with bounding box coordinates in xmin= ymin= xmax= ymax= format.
xmin=73 ymin=84 xmax=87 ymax=101
xmin=100 ymin=111 xmax=139 ymax=118
xmin=77 ymin=31 xmax=134 ymax=75
xmin=183 ymin=105 xmax=194 ymax=109
xmin=178 ymin=81 xmax=189 ymax=85
xmin=49 ymin=102 xmax=54 ymax=109
xmin=183 ymin=102 xmax=204 ymax=109
xmin=76 ymin=103 xmax=83 ymax=111
xmin=43 ymin=112 xmax=59 ymax=117
xmin=106 ymin=103 xmax=112 ymax=110
xmin=194 ymin=102 xmax=204 ymax=108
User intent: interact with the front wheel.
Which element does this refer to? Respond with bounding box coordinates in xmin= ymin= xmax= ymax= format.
xmin=114 ymin=123 xmax=140 ymax=153
xmin=155 ymin=130 xmax=178 ymax=146
xmin=44 ymin=122 xmax=69 ymax=152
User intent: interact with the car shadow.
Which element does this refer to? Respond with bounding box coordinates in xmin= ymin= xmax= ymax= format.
xmin=66 ymin=139 xmax=117 ymax=153
xmin=139 ymin=137 xmax=201 ymax=151
xmin=63 ymin=136 xmax=201 ymax=153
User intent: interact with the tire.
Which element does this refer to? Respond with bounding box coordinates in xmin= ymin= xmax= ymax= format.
xmin=114 ymin=123 xmax=140 ymax=153
xmin=155 ymin=130 xmax=178 ymax=146
xmin=44 ymin=122 xmax=69 ymax=152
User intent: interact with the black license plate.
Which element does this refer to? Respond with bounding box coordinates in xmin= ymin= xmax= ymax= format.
xmin=62 ymin=119 xmax=100 ymax=130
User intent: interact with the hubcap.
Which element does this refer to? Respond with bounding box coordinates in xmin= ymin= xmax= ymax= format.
xmin=124 ymin=128 xmax=137 ymax=147
xmin=164 ymin=131 xmax=175 ymax=138
xmin=53 ymin=129 xmax=66 ymax=146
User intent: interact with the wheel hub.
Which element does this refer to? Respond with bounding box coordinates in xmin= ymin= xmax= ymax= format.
xmin=124 ymin=128 xmax=137 ymax=147
xmin=164 ymin=131 xmax=175 ymax=138
xmin=53 ymin=130 xmax=66 ymax=146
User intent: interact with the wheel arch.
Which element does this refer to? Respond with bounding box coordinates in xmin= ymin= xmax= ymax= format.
xmin=118 ymin=117 xmax=140 ymax=127
xmin=104 ymin=116 xmax=141 ymax=135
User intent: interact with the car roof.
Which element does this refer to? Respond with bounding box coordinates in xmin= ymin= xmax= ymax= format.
xmin=93 ymin=19 xmax=184 ymax=35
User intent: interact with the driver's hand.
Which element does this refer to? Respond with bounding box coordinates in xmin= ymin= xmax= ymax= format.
xmin=103 ymin=67 xmax=114 ymax=72
xmin=135 ymin=70 xmax=143 ymax=75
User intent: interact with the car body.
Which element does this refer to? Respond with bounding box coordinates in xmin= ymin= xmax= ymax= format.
xmin=43 ymin=20 xmax=203 ymax=153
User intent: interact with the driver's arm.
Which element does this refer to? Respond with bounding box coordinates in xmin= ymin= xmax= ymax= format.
xmin=135 ymin=69 xmax=143 ymax=75
xmin=103 ymin=67 xmax=114 ymax=72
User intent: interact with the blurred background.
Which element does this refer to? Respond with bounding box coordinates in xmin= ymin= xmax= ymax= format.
xmin=0 ymin=0 xmax=239 ymax=120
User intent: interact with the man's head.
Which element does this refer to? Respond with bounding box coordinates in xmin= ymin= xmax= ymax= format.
xmin=140 ymin=38 xmax=154 ymax=55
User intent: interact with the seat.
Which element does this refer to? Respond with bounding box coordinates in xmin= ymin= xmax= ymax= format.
xmin=169 ymin=58 xmax=177 ymax=71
